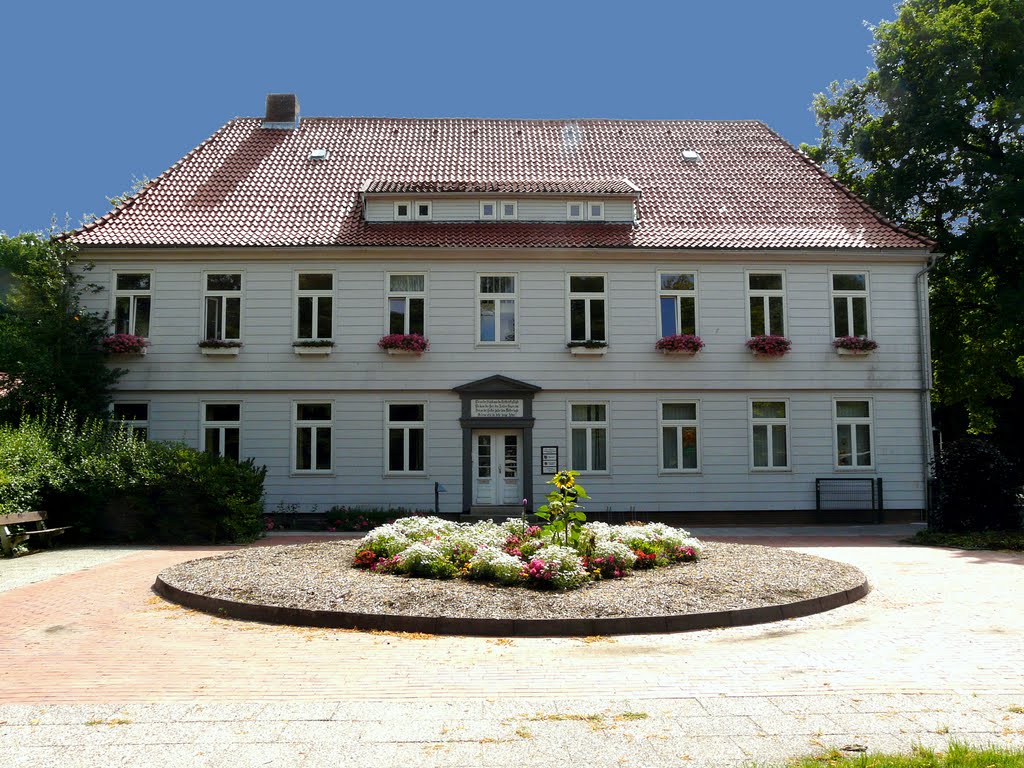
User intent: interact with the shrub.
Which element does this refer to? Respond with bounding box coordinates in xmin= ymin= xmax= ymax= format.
xmin=466 ymin=546 xmax=526 ymax=585
xmin=527 ymin=545 xmax=589 ymax=589
xmin=397 ymin=541 xmax=457 ymax=579
xmin=930 ymin=438 xmax=1021 ymax=532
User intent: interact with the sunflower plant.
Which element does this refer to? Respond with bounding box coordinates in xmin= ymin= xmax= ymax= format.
xmin=536 ymin=470 xmax=589 ymax=547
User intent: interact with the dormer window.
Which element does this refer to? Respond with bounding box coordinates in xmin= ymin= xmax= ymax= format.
xmin=567 ymin=201 xmax=584 ymax=221
xmin=480 ymin=201 xmax=497 ymax=220
xmin=588 ymin=201 xmax=604 ymax=221
xmin=415 ymin=201 xmax=432 ymax=220
xmin=499 ymin=200 xmax=518 ymax=220
xmin=394 ymin=201 xmax=412 ymax=221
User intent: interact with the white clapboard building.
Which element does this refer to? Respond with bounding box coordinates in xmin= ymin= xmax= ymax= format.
xmin=73 ymin=94 xmax=936 ymax=522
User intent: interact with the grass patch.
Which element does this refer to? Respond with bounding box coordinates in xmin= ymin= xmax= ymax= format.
xmin=614 ymin=711 xmax=649 ymax=721
xmin=528 ymin=713 xmax=604 ymax=723
xmin=906 ymin=530 xmax=1024 ymax=551
xmin=788 ymin=741 xmax=1024 ymax=767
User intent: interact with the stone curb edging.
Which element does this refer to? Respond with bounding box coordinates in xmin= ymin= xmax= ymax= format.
xmin=153 ymin=576 xmax=871 ymax=637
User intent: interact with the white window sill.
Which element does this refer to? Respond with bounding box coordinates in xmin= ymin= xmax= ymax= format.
xmin=568 ymin=346 xmax=608 ymax=357
xmin=384 ymin=471 xmax=429 ymax=478
xmin=749 ymin=466 xmax=792 ymax=472
xmin=835 ymin=348 xmax=874 ymax=356
xmin=293 ymin=345 xmax=334 ymax=356
xmin=658 ymin=349 xmax=699 ymax=357
xmin=384 ymin=348 xmax=425 ymax=357
xmin=289 ymin=471 xmax=335 ymax=478
xmin=657 ymin=469 xmax=703 ymax=476
xmin=834 ymin=465 xmax=876 ymax=471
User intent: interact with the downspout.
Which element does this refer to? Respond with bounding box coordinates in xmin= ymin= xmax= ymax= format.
xmin=915 ymin=253 xmax=941 ymax=514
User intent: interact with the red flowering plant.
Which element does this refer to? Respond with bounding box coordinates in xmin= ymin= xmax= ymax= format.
xmin=353 ymin=549 xmax=379 ymax=569
xmin=654 ymin=334 xmax=705 ymax=354
xmin=832 ymin=336 xmax=878 ymax=352
xmin=672 ymin=545 xmax=698 ymax=563
xmin=101 ymin=333 xmax=148 ymax=354
xmin=746 ymin=334 xmax=792 ymax=357
xmin=582 ymin=554 xmax=629 ymax=579
xmin=378 ymin=333 xmax=430 ymax=353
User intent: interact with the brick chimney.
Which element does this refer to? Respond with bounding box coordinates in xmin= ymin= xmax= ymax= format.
xmin=262 ymin=94 xmax=299 ymax=129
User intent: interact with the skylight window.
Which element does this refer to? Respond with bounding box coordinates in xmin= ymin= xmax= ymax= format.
xmin=309 ymin=148 xmax=328 ymax=161
xmin=681 ymin=149 xmax=701 ymax=163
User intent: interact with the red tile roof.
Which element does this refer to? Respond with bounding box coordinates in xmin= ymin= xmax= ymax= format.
xmin=73 ymin=117 xmax=933 ymax=251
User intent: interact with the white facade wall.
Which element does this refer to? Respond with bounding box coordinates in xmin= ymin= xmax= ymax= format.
xmin=82 ymin=249 xmax=931 ymax=514
xmin=363 ymin=197 xmax=636 ymax=223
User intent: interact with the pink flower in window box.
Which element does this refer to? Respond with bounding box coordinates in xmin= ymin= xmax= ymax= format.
xmin=746 ymin=334 xmax=792 ymax=357
xmin=378 ymin=333 xmax=430 ymax=354
xmin=655 ymin=333 xmax=705 ymax=355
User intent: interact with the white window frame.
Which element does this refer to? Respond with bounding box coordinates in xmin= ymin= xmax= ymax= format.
xmin=200 ymin=401 xmax=242 ymax=461
xmin=480 ymin=200 xmax=497 ymax=220
xmin=833 ymin=398 xmax=874 ymax=470
xmin=476 ymin=273 xmax=518 ymax=345
xmin=656 ymin=270 xmax=699 ymax=338
xmin=202 ymin=271 xmax=243 ymax=342
xmin=385 ymin=272 xmax=427 ymax=335
xmin=499 ymin=200 xmax=518 ymax=220
xmin=566 ymin=201 xmax=584 ymax=221
xmin=112 ymin=402 xmax=149 ymax=439
xmin=566 ymin=273 xmax=608 ymax=344
xmin=294 ymin=271 xmax=334 ymax=341
xmin=394 ymin=201 xmax=412 ymax=221
xmin=384 ymin=401 xmax=427 ymax=476
xmin=745 ymin=270 xmax=787 ymax=337
xmin=749 ymin=398 xmax=790 ymax=471
xmin=830 ymin=271 xmax=871 ymax=339
xmin=292 ymin=401 xmax=333 ymax=475
xmin=658 ymin=400 xmax=701 ymax=474
xmin=414 ymin=201 xmax=432 ymax=220
xmin=567 ymin=401 xmax=610 ymax=475
xmin=112 ymin=270 xmax=153 ymax=338
xmin=587 ymin=201 xmax=605 ymax=221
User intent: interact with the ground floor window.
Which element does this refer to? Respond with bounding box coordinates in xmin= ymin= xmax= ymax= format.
xmin=294 ymin=402 xmax=332 ymax=472
xmin=660 ymin=401 xmax=699 ymax=472
xmin=202 ymin=402 xmax=241 ymax=461
xmin=750 ymin=400 xmax=788 ymax=470
xmin=569 ymin=403 xmax=608 ymax=472
xmin=835 ymin=400 xmax=873 ymax=468
xmin=386 ymin=402 xmax=426 ymax=474
xmin=112 ymin=403 xmax=148 ymax=440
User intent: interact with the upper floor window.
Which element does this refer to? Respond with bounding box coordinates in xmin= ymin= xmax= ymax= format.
xmin=204 ymin=273 xmax=242 ymax=341
xmin=747 ymin=272 xmax=785 ymax=336
xmin=660 ymin=402 xmax=699 ymax=472
xmin=568 ymin=275 xmax=607 ymax=343
xmin=499 ymin=201 xmax=518 ymax=220
xmin=480 ymin=201 xmax=497 ymax=220
xmin=831 ymin=273 xmax=870 ymax=338
xmin=567 ymin=201 xmax=584 ymax=221
xmin=414 ymin=201 xmax=432 ymax=220
xmin=114 ymin=272 xmax=151 ymax=337
xmin=567 ymin=201 xmax=605 ymax=221
xmin=478 ymin=275 xmax=517 ymax=343
xmin=112 ymin=402 xmax=148 ymax=440
xmin=386 ymin=403 xmax=426 ymax=474
xmin=588 ymin=201 xmax=605 ymax=221
xmin=394 ymin=201 xmax=412 ymax=221
xmin=835 ymin=400 xmax=873 ymax=468
xmin=387 ymin=273 xmax=426 ymax=335
xmin=658 ymin=272 xmax=697 ymax=337
xmin=202 ymin=402 xmax=241 ymax=462
xmin=569 ymin=403 xmax=608 ymax=473
xmin=750 ymin=400 xmax=789 ymax=470
xmin=296 ymin=273 xmax=333 ymax=340
xmin=294 ymin=402 xmax=332 ymax=473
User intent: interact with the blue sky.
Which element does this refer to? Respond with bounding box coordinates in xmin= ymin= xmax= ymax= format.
xmin=0 ymin=0 xmax=900 ymax=236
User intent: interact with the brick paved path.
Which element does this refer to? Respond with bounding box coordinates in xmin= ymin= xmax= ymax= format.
xmin=2 ymin=532 xmax=1023 ymax=766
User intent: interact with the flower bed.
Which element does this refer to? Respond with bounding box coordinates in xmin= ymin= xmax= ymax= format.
xmin=353 ymin=516 xmax=703 ymax=590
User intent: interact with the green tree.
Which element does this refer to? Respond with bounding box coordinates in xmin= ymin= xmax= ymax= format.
xmin=0 ymin=232 xmax=122 ymax=422
xmin=803 ymin=0 xmax=1024 ymax=440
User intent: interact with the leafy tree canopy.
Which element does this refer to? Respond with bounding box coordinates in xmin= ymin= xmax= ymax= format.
xmin=0 ymin=231 xmax=122 ymax=422
xmin=804 ymin=0 xmax=1024 ymax=434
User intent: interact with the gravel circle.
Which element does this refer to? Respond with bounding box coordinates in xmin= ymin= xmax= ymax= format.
xmin=158 ymin=541 xmax=866 ymax=621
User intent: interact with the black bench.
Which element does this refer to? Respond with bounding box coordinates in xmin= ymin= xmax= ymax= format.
xmin=0 ymin=511 xmax=71 ymax=557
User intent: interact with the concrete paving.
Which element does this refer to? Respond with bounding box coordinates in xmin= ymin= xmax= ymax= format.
xmin=1 ymin=525 xmax=1022 ymax=767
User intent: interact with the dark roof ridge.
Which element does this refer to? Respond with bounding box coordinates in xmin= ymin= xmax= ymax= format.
xmin=233 ymin=115 xmax=770 ymax=125
xmin=758 ymin=122 xmax=936 ymax=250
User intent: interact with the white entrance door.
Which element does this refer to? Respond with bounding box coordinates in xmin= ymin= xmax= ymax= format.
xmin=472 ymin=430 xmax=522 ymax=506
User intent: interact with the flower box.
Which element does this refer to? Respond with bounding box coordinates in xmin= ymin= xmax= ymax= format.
xmin=101 ymin=333 xmax=149 ymax=355
xmin=378 ymin=333 xmax=429 ymax=355
xmin=199 ymin=340 xmax=242 ymax=356
xmin=746 ymin=335 xmax=791 ymax=357
xmin=833 ymin=336 xmax=878 ymax=355
xmin=655 ymin=334 xmax=704 ymax=356
xmin=293 ymin=341 xmax=334 ymax=356
xmin=567 ymin=341 xmax=608 ymax=356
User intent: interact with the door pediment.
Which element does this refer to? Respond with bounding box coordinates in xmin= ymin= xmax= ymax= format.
xmin=453 ymin=375 xmax=542 ymax=395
